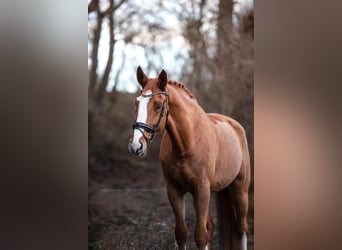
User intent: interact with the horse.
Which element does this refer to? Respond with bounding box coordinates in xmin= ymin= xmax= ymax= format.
xmin=128 ymin=67 xmax=251 ymax=250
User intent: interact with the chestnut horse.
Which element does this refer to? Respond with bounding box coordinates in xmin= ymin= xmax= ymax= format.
xmin=128 ymin=67 xmax=250 ymax=250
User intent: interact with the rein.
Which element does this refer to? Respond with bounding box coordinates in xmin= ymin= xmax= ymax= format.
xmin=132 ymin=90 xmax=169 ymax=144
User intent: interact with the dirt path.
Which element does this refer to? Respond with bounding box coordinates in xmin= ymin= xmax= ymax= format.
xmin=89 ymin=155 xmax=253 ymax=249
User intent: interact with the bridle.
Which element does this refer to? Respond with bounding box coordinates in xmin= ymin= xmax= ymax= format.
xmin=132 ymin=90 xmax=169 ymax=144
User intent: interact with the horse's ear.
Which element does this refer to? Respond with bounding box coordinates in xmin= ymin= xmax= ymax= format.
xmin=137 ymin=66 xmax=148 ymax=88
xmin=158 ymin=69 xmax=167 ymax=90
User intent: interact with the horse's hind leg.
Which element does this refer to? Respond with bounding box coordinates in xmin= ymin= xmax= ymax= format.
xmin=167 ymin=185 xmax=188 ymax=250
xmin=232 ymin=162 xmax=250 ymax=250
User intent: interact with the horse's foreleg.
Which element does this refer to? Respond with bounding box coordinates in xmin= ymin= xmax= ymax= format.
xmin=167 ymin=185 xmax=188 ymax=250
xmin=206 ymin=213 xmax=214 ymax=242
xmin=193 ymin=184 xmax=211 ymax=250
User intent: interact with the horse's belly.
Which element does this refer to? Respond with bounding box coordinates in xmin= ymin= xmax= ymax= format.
xmin=210 ymin=124 xmax=243 ymax=191
xmin=211 ymin=158 xmax=241 ymax=191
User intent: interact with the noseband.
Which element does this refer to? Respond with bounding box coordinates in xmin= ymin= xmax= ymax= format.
xmin=132 ymin=90 xmax=169 ymax=144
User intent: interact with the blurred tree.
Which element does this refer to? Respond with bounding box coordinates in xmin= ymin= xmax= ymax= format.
xmin=88 ymin=0 xmax=102 ymax=95
xmin=89 ymin=0 xmax=175 ymax=100
xmin=88 ymin=0 xmax=126 ymax=102
xmin=182 ymin=0 xmax=207 ymax=93
xmin=209 ymin=0 xmax=236 ymax=114
xmin=240 ymin=7 xmax=254 ymax=38
xmin=216 ymin=0 xmax=233 ymax=66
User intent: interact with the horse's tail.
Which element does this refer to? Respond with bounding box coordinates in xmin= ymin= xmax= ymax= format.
xmin=216 ymin=186 xmax=240 ymax=250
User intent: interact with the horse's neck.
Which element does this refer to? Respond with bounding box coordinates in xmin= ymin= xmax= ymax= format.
xmin=166 ymin=87 xmax=207 ymax=154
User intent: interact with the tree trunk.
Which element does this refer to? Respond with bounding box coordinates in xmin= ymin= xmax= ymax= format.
xmin=184 ymin=0 xmax=206 ymax=93
xmin=89 ymin=1 xmax=103 ymax=96
xmin=213 ymin=0 xmax=234 ymax=114
xmin=96 ymin=0 xmax=115 ymax=102
xmin=216 ymin=0 xmax=233 ymax=66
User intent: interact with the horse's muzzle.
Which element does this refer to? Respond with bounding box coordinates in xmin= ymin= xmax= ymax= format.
xmin=128 ymin=139 xmax=146 ymax=157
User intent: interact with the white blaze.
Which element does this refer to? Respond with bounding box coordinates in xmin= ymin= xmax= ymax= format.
xmin=241 ymin=232 xmax=247 ymax=250
xmin=131 ymin=90 xmax=152 ymax=150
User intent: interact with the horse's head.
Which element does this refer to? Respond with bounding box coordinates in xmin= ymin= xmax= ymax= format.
xmin=128 ymin=66 xmax=169 ymax=157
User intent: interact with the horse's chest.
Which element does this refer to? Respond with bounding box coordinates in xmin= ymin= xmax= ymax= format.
xmin=162 ymin=160 xmax=198 ymax=192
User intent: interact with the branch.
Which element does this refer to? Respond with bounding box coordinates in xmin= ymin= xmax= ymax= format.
xmin=88 ymin=0 xmax=98 ymax=14
xmin=101 ymin=0 xmax=127 ymax=17
xmin=113 ymin=0 xmax=127 ymax=11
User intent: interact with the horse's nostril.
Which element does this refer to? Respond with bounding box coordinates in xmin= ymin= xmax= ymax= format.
xmin=139 ymin=141 xmax=143 ymax=150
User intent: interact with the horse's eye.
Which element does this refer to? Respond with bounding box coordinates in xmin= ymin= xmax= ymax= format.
xmin=155 ymin=103 xmax=162 ymax=110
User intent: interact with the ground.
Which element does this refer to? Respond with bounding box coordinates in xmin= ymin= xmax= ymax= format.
xmin=88 ymin=145 xmax=254 ymax=250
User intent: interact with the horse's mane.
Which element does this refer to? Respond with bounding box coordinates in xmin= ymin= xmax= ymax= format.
xmin=168 ymin=80 xmax=196 ymax=100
